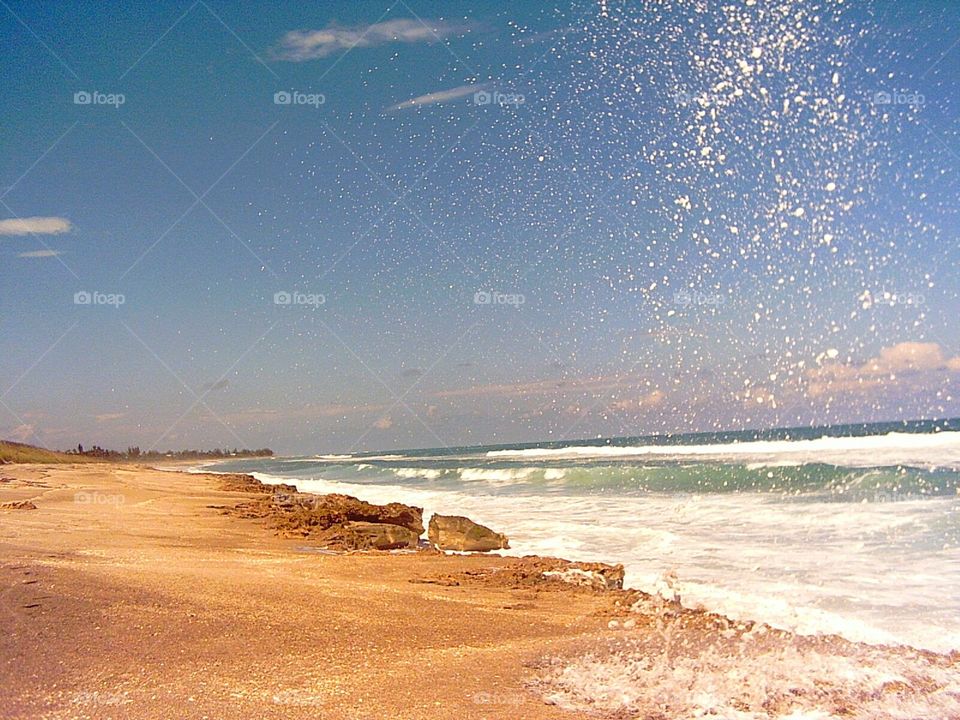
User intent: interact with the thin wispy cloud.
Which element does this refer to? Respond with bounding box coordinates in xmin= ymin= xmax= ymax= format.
xmin=17 ymin=249 xmax=62 ymax=258
xmin=0 ymin=216 xmax=71 ymax=235
xmin=273 ymin=18 xmax=474 ymax=62
xmin=95 ymin=413 xmax=126 ymax=422
xmin=386 ymin=83 xmax=487 ymax=112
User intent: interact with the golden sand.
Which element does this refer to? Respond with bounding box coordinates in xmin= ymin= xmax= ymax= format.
xmin=0 ymin=463 xmax=616 ymax=719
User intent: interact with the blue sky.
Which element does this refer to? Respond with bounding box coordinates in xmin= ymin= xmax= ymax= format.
xmin=1 ymin=0 xmax=959 ymax=454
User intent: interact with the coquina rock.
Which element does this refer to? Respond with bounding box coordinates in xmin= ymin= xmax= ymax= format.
xmin=302 ymin=494 xmax=424 ymax=534
xmin=316 ymin=521 xmax=420 ymax=550
xmin=428 ymin=514 xmax=509 ymax=552
xmin=214 ymin=473 xmax=298 ymax=495
xmin=542 ymin=562 xmax=625 ymax=590
xmin=225 ymin=491 xmax=425 ymax=541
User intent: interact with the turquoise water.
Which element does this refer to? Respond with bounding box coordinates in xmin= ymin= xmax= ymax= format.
xmin=208 ymin=419 xmax=960 ymax=652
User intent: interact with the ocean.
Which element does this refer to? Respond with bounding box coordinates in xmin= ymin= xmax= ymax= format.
xmin=206 ymin=419 xmax=960 ymax=657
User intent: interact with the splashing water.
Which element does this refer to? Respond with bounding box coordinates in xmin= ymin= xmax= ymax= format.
xmin=534 ymin=613 xmax=960 ymax=719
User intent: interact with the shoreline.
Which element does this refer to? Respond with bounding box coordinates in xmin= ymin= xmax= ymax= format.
xmin=1 ymin=462 xmax=957 ymax=719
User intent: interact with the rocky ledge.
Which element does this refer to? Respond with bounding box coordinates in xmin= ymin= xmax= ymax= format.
xmin=418 ymin=556 xmax=626 ymax=591
xmin=215 ymin=474 xmax=425 ymax=550
xmin=215 ymin=475 xmax=516 ymax=554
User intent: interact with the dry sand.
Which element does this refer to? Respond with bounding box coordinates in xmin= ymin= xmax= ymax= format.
xmin=0 ymin=463 xmax=618 ymax=719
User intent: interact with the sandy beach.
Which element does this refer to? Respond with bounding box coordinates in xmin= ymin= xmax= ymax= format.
xmin=0 ymin=462 xmax=626 ymax=719
xmin=2 ymin=462 xmax=958 ymax=720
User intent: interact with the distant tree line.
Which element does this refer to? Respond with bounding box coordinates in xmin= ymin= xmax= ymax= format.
xmin=64 ymin=444 xmax=274 ymax=460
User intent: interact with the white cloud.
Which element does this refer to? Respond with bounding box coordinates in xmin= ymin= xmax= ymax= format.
xmin=0 ymin=217 xmax=71 ymax=236
xmin=806 ymin=341 xmax=960 ymax=397
xmin=273 ymin=18 xmax=473 ymax=62
xmin=386 ymin=83 xmax=487 ymax=112
xmin=17 ymin=249 xmax=62 ymax=258
xmin=94 ymin=413 xmax=126 ymax=422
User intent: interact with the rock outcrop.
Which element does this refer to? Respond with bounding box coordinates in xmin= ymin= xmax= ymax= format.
xmin=542 ymin=562 xmax=625 ymax=590
xmin=213 ymin=473 xmax=298 ymax=495
xmin=0 ymin=500 xmax=37 ymax=510
xmin=418 ymin=556 xmax=625 ymax=591
xmin=315 ymin=521 xmax=420 ymax=551
xmin=223 ymin=490 xmax=425 ymax=550
xmin=428 ymin=514 xmax=509 ymax=552
xmin=270 ymin=493 xmax=424 ymax=536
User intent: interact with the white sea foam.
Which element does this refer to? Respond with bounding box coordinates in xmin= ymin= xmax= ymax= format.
xmin=250 ymin=470 xmax=960 ymax=653
xmin=536 ymin=626 xmax=960 ymax=719
xmin=458 ymin=467 xmax=537 ymax=483
xmin=384 ymin=466 xmax=568 ymax=484
xmin=486 ymin=431 xmax=960 ymax=470
xmin=393 ymin=467 xmax=444 ymax=480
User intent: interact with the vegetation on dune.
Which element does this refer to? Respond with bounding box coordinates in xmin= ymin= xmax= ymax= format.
xmin=0 ymin=440 xmax=273 ymax=464
xmin=0 ymin=440 xmax=96 ymax=464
